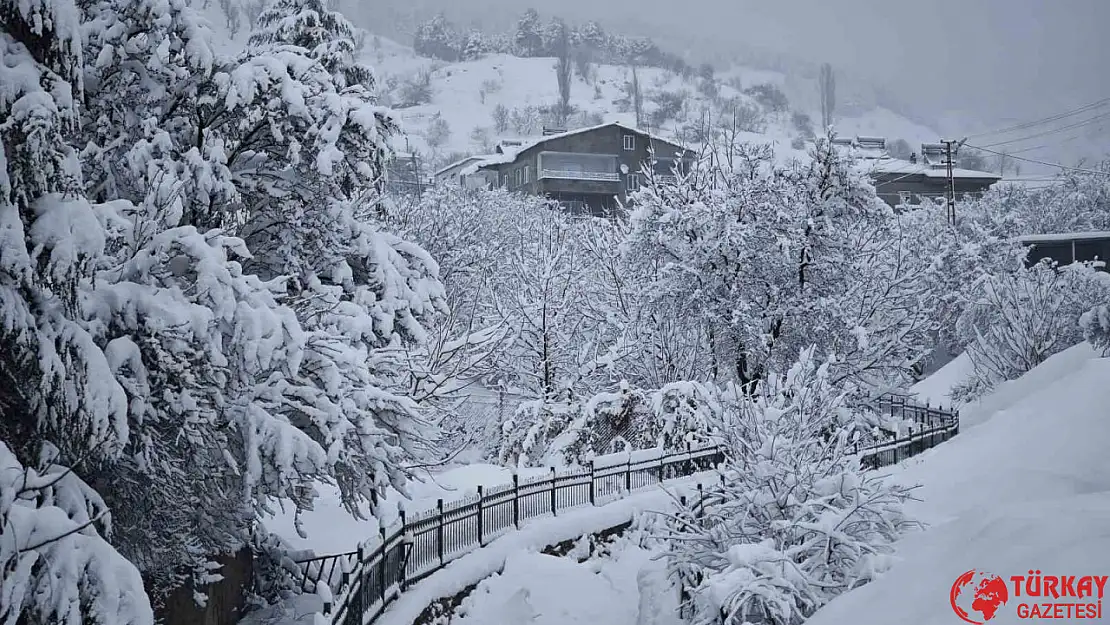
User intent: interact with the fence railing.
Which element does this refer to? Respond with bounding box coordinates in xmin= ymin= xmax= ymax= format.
xmin=306 ymin=397 xmax=959 ymax=625
xmin=309 ymin=444 xmax=723 ymax=625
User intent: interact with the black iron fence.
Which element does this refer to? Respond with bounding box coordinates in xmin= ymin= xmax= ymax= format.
xmin=310 ymin=445 xmax=723 ymax=625
xmin=305 ymin=398 xmax=959 ymax=625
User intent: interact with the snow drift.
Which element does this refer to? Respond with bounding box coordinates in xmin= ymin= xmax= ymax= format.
xmin=806 ymin=343 xmax=1110 ymax=625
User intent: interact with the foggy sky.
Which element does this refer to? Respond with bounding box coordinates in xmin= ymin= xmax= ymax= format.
xmin=362 ymin=0 xmax=1109 ymax=166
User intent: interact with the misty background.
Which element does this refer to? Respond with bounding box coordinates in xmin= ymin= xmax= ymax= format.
xmin=346 ymin=0 xmax=1109 ymax=170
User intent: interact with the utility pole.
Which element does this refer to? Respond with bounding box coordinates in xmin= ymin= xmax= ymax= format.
xmin=941 ymin=139 xmax=957 ymax=226
xmin=940 ymin=138 xmax=968 ymax=226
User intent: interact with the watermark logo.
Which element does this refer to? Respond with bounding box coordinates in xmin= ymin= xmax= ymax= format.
xmin=950 ymin=570 xmax=1009 ymax=623
xmin=950 ymin=570 xmax=1106 ymax=622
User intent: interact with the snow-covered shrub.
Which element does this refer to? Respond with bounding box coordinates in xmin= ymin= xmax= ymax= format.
xmin=500 ymin=381 xmax=726 ymax=467
xmin=497 ymin=399 xmax=583 ymax=468
xmin=953 ymin=260 xmax=1110 ymax=400
xmin=661 ymin=349 xmax=916 ymax=625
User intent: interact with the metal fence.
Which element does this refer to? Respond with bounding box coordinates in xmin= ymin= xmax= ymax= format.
xmin=306 ymin=398 xmax=959 ymax=625
xmin=312 ymin=445 xmax=724 ymax=625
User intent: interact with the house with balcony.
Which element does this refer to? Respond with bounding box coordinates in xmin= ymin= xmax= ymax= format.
xmin=468 ymin=122 xmax=694 ymax=215
xmin=831 ymin=137 xmax=1002 ymax=209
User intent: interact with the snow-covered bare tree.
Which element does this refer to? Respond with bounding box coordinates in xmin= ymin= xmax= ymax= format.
xmin=623 ymin=134 xmax=941 ymax=398
xmin=661 ymin=349 xmax=917 ymax=625
xmin=953 ymin=260 xmax=1110 ymax=400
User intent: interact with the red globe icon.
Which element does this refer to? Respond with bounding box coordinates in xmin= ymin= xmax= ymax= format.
xmin=950 ymin=570 xmax=1010 ymax=624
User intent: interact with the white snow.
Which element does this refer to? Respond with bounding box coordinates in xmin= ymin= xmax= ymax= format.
xmin=908 ymin=351 xmax=972 ymax=409
xmin=372 ymin=473 xmax=714 ymax=625
xmin=448 ymin=540 xmax=662 ymax=625
xmin=262 ymin=464 xmax=551 ymax=554
xmin=806 ymin=343 xmax=1110 ymax=625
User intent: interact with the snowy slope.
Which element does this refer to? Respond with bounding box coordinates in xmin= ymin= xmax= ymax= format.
xmin=807 ymin=343 xmax=1110 ymax=625
xmin=365 ymin=37 xmax=940 ymax=167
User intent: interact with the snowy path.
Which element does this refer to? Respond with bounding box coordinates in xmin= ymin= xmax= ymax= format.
xmin=449 ymin=546 xmax=656 ymax=625
xmin=374 ymin=475 xmax=709 ymax=625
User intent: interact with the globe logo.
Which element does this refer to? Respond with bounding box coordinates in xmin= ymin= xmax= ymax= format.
xmin=950 ymin=570 xmax=1010 ymax=624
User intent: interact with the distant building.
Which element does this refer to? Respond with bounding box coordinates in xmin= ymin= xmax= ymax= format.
xmin=831 ymin=136 xmax=1002 ymax=208
xmin=1018 ymin=231 xmax=1110 ymax=272
xmin=470 ymin=122 xmax=695 ymax=216
xmin=434 ymin=154 xmax=498 ymax=189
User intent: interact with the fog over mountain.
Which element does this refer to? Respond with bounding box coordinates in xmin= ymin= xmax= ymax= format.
xmin=349 ymin=0 xmax=1109 ymax=168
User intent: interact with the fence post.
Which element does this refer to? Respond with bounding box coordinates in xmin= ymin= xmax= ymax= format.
xmin=696 ymin=483 xmax=704 ymax=518
xmin=512 ymin=472 xmax=520 ymax=529
xmin=550 ymin=467 xmax=557 ymax=516
xmin=436 ymin=499 xmax=445 ymax=566
xmin=588 ymin=461 xmax=596 ymax=506
xmin=908 ymin=426 xmax=915 ymax=456
xmin=625 ymin=453 xmax=632 ymax=493
xmin=477 ymin=485 xmax=485 ymax=547
xmin=397 ymin=505 xmax=409 ymax=592
xmin=378 ymin=522 xmax=387 ymax=605
xmin=350 ymin=545 xmax=363 ymax=618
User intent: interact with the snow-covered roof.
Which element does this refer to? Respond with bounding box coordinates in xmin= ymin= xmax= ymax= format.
xmin=434 ymin=155 xmax=494 ymax=177
xmin=469 ymin=122 xmax=689 ymax=173
xmin=1016 ymin=231 xmax=1110 ymax=243
xmin=864 ymin=157 xmax=1002 ymax=180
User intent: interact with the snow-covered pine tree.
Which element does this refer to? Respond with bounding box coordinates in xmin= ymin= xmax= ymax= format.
xmin=0 ymin=0 xmax=153 ymax=619
xmin=460 ymin=29 xmax=486 ymax=61
xmin=249 ymin=0 xmax=372 ymax=88
xmin=237 ymin=2 xmax=448 ymax=514
xmin=412 ymin=13 xmax=459 ymax=61
xmin=662 ymin=349 xmax=916 ymax=625
xmin=72 ymin=0 xmax=446 ymax=604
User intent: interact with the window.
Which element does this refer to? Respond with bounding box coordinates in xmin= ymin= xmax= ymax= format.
xmin=524 ymin=165 xmax=531 ymax=183
xmin=623 ymin=134 xmax=635 ymax=151
xmin=513 ymin=168 xmax=522 ymax=188
xmin=626 ymin=173 xmax=640 ymax=192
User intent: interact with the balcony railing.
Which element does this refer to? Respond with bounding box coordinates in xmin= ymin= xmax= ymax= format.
xmin=539 ymin=169 xmax=621 ymax=182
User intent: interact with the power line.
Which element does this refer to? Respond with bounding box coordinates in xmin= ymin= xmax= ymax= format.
xmin=964 ymin=97 xmax=1110 ymax=139
xmin=977 ymin=111 xmax=1110 ymax=149
xmin=963 ymin=143 xmax=1110 ymax=176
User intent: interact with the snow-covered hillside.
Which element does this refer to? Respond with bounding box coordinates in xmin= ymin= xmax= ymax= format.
xmin=362 ymin=36 xmax=941 ymax=168
xmin=808 ymin=342 xmax=1110 ymax=625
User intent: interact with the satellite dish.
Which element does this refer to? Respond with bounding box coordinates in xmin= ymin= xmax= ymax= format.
xmin=619 ymin=164 xmax=629 ymax=174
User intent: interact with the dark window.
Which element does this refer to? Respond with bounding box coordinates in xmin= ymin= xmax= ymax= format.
xmin=623 ymin=135 xmax=635 ymax=151
xmin=626 ymin=173 xmax=640 ymax=191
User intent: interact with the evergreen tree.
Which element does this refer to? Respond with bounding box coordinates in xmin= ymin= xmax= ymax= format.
xmin=1 ymin=0 xmax=153 ymax=619
xmin=461 ymin=29 xmax=485 ymax=61
xmin=513 ymin=8 xmax=543 ymax=57
xmin=412 ymin=13 xmax=459 ymax=61
xmin=249 ymin=0 xmax=374 ymax=88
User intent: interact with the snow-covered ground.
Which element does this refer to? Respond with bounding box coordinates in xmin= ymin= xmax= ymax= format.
xmin=373 ymin=475 xmax=707 ymax=625
xmin=361 ymin=35 xmax=939 ymax=166
xmin=808 ymin=342 xmax=1110 ymax=625
xmin=262 ymin=464 xmax=552 ymax=554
